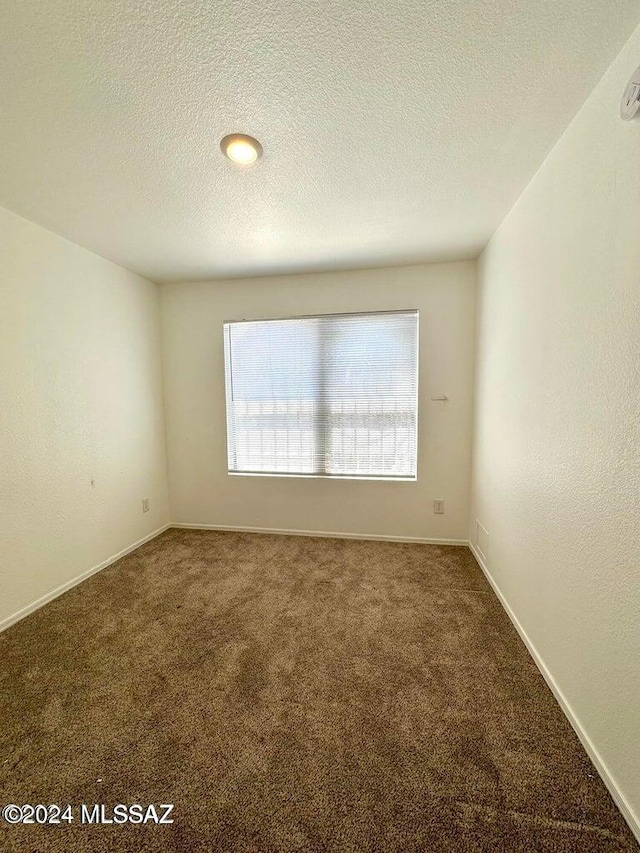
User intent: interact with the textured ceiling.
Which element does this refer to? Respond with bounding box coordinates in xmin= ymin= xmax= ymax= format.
xmin=1 ymin=1 xmax=639 ymax=283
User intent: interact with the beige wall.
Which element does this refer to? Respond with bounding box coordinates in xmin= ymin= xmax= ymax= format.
xmin=0 ymin=206 xmax=170 ymax=629
xmin=161 ymin=262 xmax=476 ymax=541
xmin=470 ymin=25 xmax=640 ymax=837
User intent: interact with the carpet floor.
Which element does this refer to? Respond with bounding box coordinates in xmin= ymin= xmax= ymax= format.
xmin=0 ymin=529 xmax=636 ymax=852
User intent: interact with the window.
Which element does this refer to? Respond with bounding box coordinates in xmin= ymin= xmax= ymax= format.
xmin=223 ymin=310 xmax=418 ymax=480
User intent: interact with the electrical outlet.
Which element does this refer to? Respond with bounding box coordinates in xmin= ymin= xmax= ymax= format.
xmin=433 ymin=499 xmax=445 ymax=514
xmin=142 ymin=498 xmax=150 ymax=513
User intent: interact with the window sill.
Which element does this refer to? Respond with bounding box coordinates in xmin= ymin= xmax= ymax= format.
xmin=228 ymin=471 xmax=417 ymax=482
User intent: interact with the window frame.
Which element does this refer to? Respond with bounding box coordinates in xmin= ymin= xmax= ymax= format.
xmin=223 ymin=309 xmax=419 ymax=482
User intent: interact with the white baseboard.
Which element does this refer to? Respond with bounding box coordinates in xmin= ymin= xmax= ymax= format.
xmin=0 ymin=523 xmax=171 ymax=635
xmin=171 ymin=523 xmax=467 ymax=546
xmin=468 ymin=542 xmax=640 ymax=844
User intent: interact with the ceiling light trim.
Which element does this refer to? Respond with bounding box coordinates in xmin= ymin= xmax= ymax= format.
xmin=220 ymin=133 xmax=263 ymax=166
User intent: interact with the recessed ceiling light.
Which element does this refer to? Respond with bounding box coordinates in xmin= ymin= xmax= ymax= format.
xmin=220 ymin=133 xmax=263 ymax=166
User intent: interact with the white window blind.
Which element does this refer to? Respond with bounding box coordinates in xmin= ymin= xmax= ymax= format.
xmin=223 ymin=310 xmax=418 ymax=479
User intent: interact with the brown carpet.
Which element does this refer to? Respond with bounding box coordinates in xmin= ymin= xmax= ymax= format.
xmin=0 ymin=529 xmax=636 ymax=852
